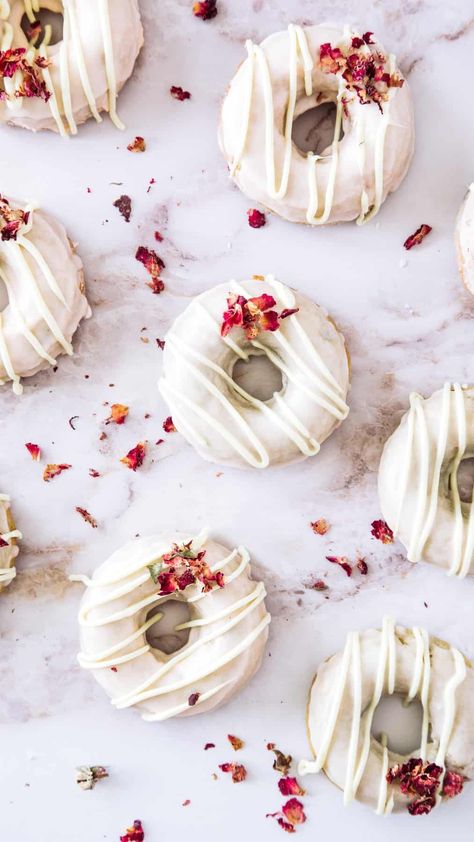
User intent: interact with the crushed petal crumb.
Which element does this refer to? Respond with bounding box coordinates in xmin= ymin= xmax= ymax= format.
xmin=113 ymin=194 xmax=132 ymax=223
xmin=228 ymin=734 xmax=244 ymax=751
xmin=43 ymin=463 xmax=71 ymax=482
xmin=135 ymin=246 xmax=165 ymax=294
xmin=268 ymin=745 xmax=292 ymax=776
xmin=156 ymin=338 xmax=165 ymax=350
xmin=371 ymin=519 xmax=394 ymax=544
xmin=0 ymin=196 xmax=30 ymax=241
xmin=326 ymin=555 xmax=352 ymax=577
xmin=221 ymin=292 xmax=286 ymax=340
xmin=192 ymin=1 xmax=218 ymax=20
xmin=75 ymin=507 xmax=98 ymax=529
xmin=163 ymin=416 xmax=176 ymax=433
xmin=170 ymin=85 xmax=191 ymax=101
xmin=25 ymin=442 xmax=41 ymax=461
xmin=0 ymin=49 xmax=51 ymax=103
xmin=247 ymin=208 xmax=266 ymax=228
xmin=105 ymin=403 xmax=129 ymax=425
xmin=188 ymin=692 xmax=200 ymax=706
xmin=310 ymin=518 xmax=329 ymax=535
xmin=356 ymin=557 xmax=368 ymax=574
xmin=127 ymin=136 xmax=146 ymax=153
xmin=148 ymin=541 xmax=225 ymax=595
xmin=120 ymin=442 xmax=146 ymax=471
xmin=89 ymin=468 xmax=100 ymax=478
xmin=404 ymin=224 xmax=432 ymax=251
xmin=120 ymin=819 xmax=144 ymax=842
xmin=204 ymin=743 xmax=215 ymax=750
xmin=386 ymin=758 xmax=463 ymax=815
xmin=219 ymin=763 xmax=247 ymax=783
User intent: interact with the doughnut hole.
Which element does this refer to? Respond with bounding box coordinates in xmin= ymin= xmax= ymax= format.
xmin=292 ymin=101 xmax=344 ymax=156
xmin=455 ymin=457 xmax=474 ymax=504
xmin=232 ymin=353 xmax=283 ymax=402
xmin=371 ymin=694 xmax=425 ymax=755
xmin=21 ymin=9 xmax=64 ymax=46
xmin=145 ymin=601 xmax=191 ymax=656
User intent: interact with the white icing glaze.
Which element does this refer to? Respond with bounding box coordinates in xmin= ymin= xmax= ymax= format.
xmin=0 ymin=199 xmax=90 ymax=393
xmin=219 ymin=24 xmax=414 ymax=225
xmin=300 ymin=620 xmax=472 ymax=814
xmin=379 ymin=383 xmax=474 ymax=577
xmin=0 ymin=0 xmax=143 ymax=134
xmin=73 ymin=532 xmax=270 ymax=721
xmin=0 ymin=493 xmax=21 ymax=589
xmin=159 ymin=275 xmax=350 ymax=469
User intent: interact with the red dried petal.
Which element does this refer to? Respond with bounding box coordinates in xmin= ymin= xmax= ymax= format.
xmin=278 ymin=777 xmax=306 ymax=797
xmin=371 ymin=519 xmax=394 ymax=544
xmin=311 ymin=578 xmax=328 ymax=591
xmin=188 ymin=692 xmax=200 ymax=706
xmin=280 ymin=308 xmax=299 ymax=319
xmin=89 ymin=468 xmax=100 ymax=478
xmin=120 ymin=819 xmax=144 ymax=842
xmin=0 ymin=197 xmax=30 ymax=241
xmin=25 ymin=442 xmax=41 ymax=461
xmin=259 ymin=309 xmax=280 ymax=332
xmin=247 ymin=208 xmax=266 ymax=228
xmin=75 ymin=507 xmax=98 ymax=529
xmin=135 ymin=247 xmax=165 ymax=294
xmin=105 ymin=403 xmax=129 ymax=425
xmin=26 ymin=21 xmax=42 ymax=41
xmin=282 ymin=798 xmax=306 ymax=826
xmin=442 ymin=770 xmax=464 ymax=798
xmin=43 ymin=463 xmax=71 ymax=482
xmin=163 ymin=416 xmax=176 ymax=433
xmin=204 ymin=743 xmax=215 ymax=750
xmin=127 ymin=136 xmax=146 ymax=153
xmin=408 ymin=795 xmax=436 ymax=815
xmin=182 ymin=799 xmax=191 ymax=806
xmin=228 ymin=734 xmax=244 ymax=751
xmin=192 ymin=1 xmax=218 ymax=20
xmin=319 ymin=37 xmax=402 ymax=111
xmin=170 ymin=85 xmax=191 ymax=101
xmin=113 ymin=195 xmax=132 ymax=223
xmin=326 ymin=555 xmax=352 ymax=577
xmin=154 ymin=231 xmax=163 ymax=242
xmin=219 ymin=763 xmax=247 ymax=783
xmin=120 ymin=442 xmax=146 ymax=471
xmin=356 ymin=557 xmax=368 ymax=575
xmin=276 ymin=819 xmax=296 ymax=834
xmin=156 ymin=338 xmax=165 ymax=349
xmin=310 ymin=518 xmax=329 ymax=535
xmin=403 ymin=224 xmax=432 ymax=251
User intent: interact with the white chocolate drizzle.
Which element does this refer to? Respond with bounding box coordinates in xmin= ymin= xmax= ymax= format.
xmin=72 ymin=533 xmax=271 ymax=721
xmin=298 ymin=618 xmax=467 ymax=814
xmin=0 ymin=493 xmax=21 ymax=584
xmin=392 ymin=383 xmax=474 ymax=577
xmin=159 ymin=275 xmax=348 ymax=468
xmin=229 ymin=24 xmax=401 ymax=225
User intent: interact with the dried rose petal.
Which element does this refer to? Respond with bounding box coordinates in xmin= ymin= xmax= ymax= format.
xmin=135 ymin=246 xmax=165 ymax=294
xmin=188 ymin=692 xmax=200 ymax=706
xmin=326 ymin=555 xmax=352 ymax=577
xmin=319 ymin=37 xmax=403 ymax=113
xmin=182 ymin=799 xmax=191 ymax=806
xmin=280 ymin=308 xmax=299 ymax=319
xmin=127 ymin=136 xmax=146 ymax=153
xmin=148 ymin=542 xmax=225 ymax=596
xmin=26 ymin=21 xmax=42 ymax=41
xmin=228 ymin=734 xmax=244 ymax=751
xmin=0 ymin=49 xmax=51 ymax=103
xmin=25 ymin=442 xmax=41 ymax=461
xmin=386 ymin=758 xmax=452 ymax=816
xmin=268 ymin=746 xmax=292 ymax=776
xmin=204 ymin=743 xmax=215 ymax=750
xmin=120 ymin=819 xmax=144 ymax=842
xmin=371 ymin=519 xmax=394 ymax=544
xmin=220 ymin=292 xmax=282 ymax=340
xmin=219 ymin=763 xmax=247 ymax=783
xmin=43 ymin=463 xmax=71 ymax=482
xmin=0 ymin=196 xmax=30 ymax=241
xmin=442 ymin=770 xmax=464 ymax=798
xmin=170 ymin=85 xmax=191 ymax=101
xmin=404 ymin=224 xmax=432 ymax=251
xmin=154 ymin=231 xmax=163 ymax=242
xmin=156 ymin=338 xmax=165 ymax=350
xmin=76 ymin=507 xmax=98 ymax=529
xmin=113 ymin=195 xmax=132 ymax=223
xmin=120 ymin=442 xmax=146 ymax=471
xmin=89 ymin=468 xmax=100 ymax=478
xmin=408 ymin=795 xmax=436 ymax=815
xmin=282 ymin=798 xmax=306 ymax=826
xmin=278 ymin=777 xmax=306 ymax=797
xmin=192 ymin=0 xmax=218 ymax=20
xmin=105 ymin=403 xmax=129 ymax=425
xmin=163 ymin=416 xmax=176 ymax=433
xmin=247 ymin=208 xmax=266 ymax=228
xmin=75 ymin=765 xmax=108 ymax=790
xmin=310 ymin=518 xmax=329 ymax=535
xmin=357 ymin=557 xmax=368 ymax=575
xmin=310 ymin=578 xmax=328 ymax=591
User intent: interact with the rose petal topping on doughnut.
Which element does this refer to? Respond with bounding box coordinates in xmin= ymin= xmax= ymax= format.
xmin=192 ymin=1 xmax=218 ymax=20
xmin=0 ymin=536 xmax=8 ymax=548
xmin=280 ymin=308 xmax=299 ymax=319
xmin=43 ymin=463 xmax=72 ymax=482
xmin=403 ymin=224 xmax=432 ymax=251
xmin=170 ymin=86 xmax=191 ymax=101
xmin=135 ymin=246 xmax=165 ymax=294
xmin=120 ymin=442 xmax=146 ymax=471
xmin=247 ymin=208 xmax=266 ymax=228
xmin=75 ymin=765 xmax=108 ymax=790
xmin=370 ymin=519 xmax=394 ymax=544
xmin=147 ymin=542 xmax=225 ymax=595
xmin=0 ymin=49 xmax=51 ymax=102
xmin=25 ymin=442 xmax=41 ymax=461
xmin=356 ymin=557 xmax=368 ymax=574
xmin=385 ymin=758 xmax=462 ymax=814
xmin=320 ymin=37 xmax=404 ymax=112
xmin=228 ymin=734 xmax=244 ymax=751
xmin=310 ymin=518 xmax=330 ymax=535
xmin=105 ymin=404 xmax=129 ymax=425
xmin=351 ymin=32 xmax=375 ymax=48
xmin=75 ymin=507 xmax=98 ymax=528
xmin=0 ymin=196 xmax=30 ymax=241
xmin=188 ymin=692 xmax=200 ymax=706
xmin=219 ymin=763 xmax=247 ymax=783
xmin=127 ymin=136 xmax=146 ymax=153
xmin=163 ymin=416 xmax=176 ymax=433
xmin=113 ymin=195 xmax=132 ymax=223
xmin=26 ymin=21 xmax=42 ymax=42
xmin=268 ymin=745 xmax=292 ymax=776
xmin=120 ymin=819 xmax=144 ymax=842
xmin=278 ymin=777 xmax=306 ymax=797
xmin=326 ymin=555 xmax=352 ymax=576
xmin=221 ymin=293 xmax=282 ymax=339
xmin=408 ymin=795 xmax=436 ymax=816
xmin=442 ymin=770 xmax=464 ymax=798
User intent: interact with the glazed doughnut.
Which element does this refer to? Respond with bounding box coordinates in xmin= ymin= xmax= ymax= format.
xmin=378 ymin=383 xmax=474 ymax=577
xmin=299 ymin=618 xmax=473 ymax=814
xmin=219 ymin=23 xmax=414 ymax=225
xmin=0 ymin=493 xmax=21 ymax=589
xmin=159 ymin=275 xmax=350 ymax=469
xmin=455 ymin=184 xmax=474 ymax=294
xmin=0 ymin=0 xmax=143 ymax=135
xmin=72 ymin=530 xmax=270 ymax=721
xmin=0 ymin=197 xmax=89 ymax=394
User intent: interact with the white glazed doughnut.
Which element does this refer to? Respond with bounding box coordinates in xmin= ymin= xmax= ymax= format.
xmin=299 ymin=618 xmax=473 ymax=815
xmin=159 ymin=275 xmax=350 ymax=469
xmin=72 ymin=530 xmax=271 ymax=721
xmin=378 ymin=383 xmax=474 ymax=577
xmin=0 ymin=0 xmax=143 ymax=135
xmin=0 ymin=197 xmax=90 ymax=394
xmin=455 ymin=184 xmax=474 ymax=294
xmin=0 ymin=492 xmax=21 ymax=589
xmin=219 ymin=23 xmax=414 ymax=225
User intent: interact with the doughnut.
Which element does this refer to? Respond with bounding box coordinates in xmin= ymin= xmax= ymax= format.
xmin=71 ymin=530 xmax=270 ymax=721
xmin=299 ymin=618 xmax=473 ymax=815
xmin=378 ymin=383 xmax=474 ymax=577
xmin=158 ymin=275 xmax=350 ymax=469
xmin=455 ymin=184 xmax=474 ymax=294
xmin=0 ymin=493 xmax=21 ymax=589
xmin=0 ymin=196 xmax=89 ymax=394
xmin=219 ymin=24 xmax=414 ymax=225
xmin=0 ymin=0 xmax=143 ymax=135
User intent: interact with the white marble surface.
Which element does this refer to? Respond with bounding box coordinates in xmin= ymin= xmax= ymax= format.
xmin=1 ymin=0 xmax=474 ymax=839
